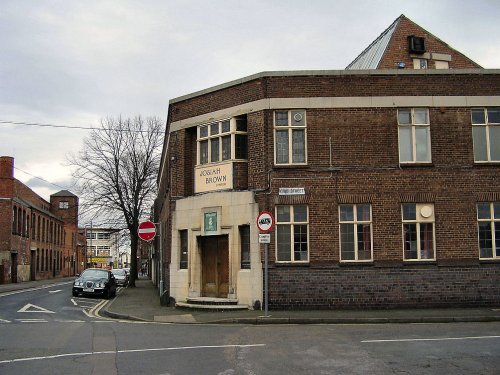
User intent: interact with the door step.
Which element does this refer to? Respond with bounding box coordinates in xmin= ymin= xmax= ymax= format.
xmin=176 ymin=297 xmax=249 ymax=311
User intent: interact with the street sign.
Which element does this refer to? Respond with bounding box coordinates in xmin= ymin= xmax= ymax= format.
xmin=259 ymin=233 xmax=271 ymax=243
xmin=138 ymin=220 xmax=156 ymax=241
xmin=257 ymin=211 xmax=274 ymax=233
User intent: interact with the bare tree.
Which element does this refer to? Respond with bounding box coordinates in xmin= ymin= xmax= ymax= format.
xmin=69 ymin=116 xmax=163 ymax=287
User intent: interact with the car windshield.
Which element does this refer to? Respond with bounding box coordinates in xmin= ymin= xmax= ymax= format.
xmin=112 ymin=269 xmax=126 ymax=276
xmin=81 ymin=269 xmax=108 ymax=278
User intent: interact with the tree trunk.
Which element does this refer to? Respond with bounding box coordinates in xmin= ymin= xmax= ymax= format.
xmin=129 ymin=231 xmax=139 ymax=287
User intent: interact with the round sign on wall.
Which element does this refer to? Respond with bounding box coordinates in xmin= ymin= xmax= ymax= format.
xmin=138 ymin=220 xmax=156 ymax=241
xmin=257 ymin=211 xmax=274 ymax=233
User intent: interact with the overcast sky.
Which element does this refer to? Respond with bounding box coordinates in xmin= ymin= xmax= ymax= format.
xmin=1 ymin=0 xmax=499 ymax=200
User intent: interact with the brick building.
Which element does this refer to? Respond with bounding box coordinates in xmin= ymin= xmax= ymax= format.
xmin=0 ymin=156 xmax=82 ymax=283
xmin=155 ymin=15 xmax=500 ymax=309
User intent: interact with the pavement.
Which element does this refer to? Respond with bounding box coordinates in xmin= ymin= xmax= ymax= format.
xmin=2 ymin=276 xmax=500 ymax=324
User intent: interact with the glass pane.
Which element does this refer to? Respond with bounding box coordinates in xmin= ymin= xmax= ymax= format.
xmin=357 ymin=223 xmax=372 ymax=260
xmin=293 ymin=224 xmax=308 ymax=261
xmin=292 ymin=130 xmax=305 ymax=163
xmin=487 ymin=108 xmax=500 ymax=123
xmin=291 ymin=110 xmax=305 ymax=126
xmin=276 ymin=206 xmax=290 ymax=222
xmin=340 ymin=205 xmax=354 ymax=222
xmin=495 ymin=222 xmax=500 ymax=257
xmin=478 ymin=222 xmax=493 ymax=258
xmin=403 ymin=204 xmax=416 ymax=221
xmin=471 ymin=109 xmax=485 ymax=124
xmin=420 ymin=223 xmax=434 ymax=259
xmin=414 ymin=108 xmax=429 ymax=124
xmin=210 ymin=123 xmax=219 ymax=135
xmin=415 ymin=127 xmax=431 ymax=162
xmin=294 ymin=205 xmax=307 ymax=222
xmin=221 ymin=120 xmax=230 ymax=133
xmin=472 ymin=126 xmax=488 ymax=161
xmin=199 ymin=125 xmax=208 ymax=138
xmin=221 ymin=136 xmax=231 ymax=160
xmin=489 ymin=126 xmax=500 ymax=161
xmin=210 ymin=138 xmax=219 ymax=162
xmin=398 ymin=109 xmax=411 ymax=124
xmin=277 ymin=225 xmax=291 ymax=261
xmin=236 ymin=118 xmax=247 ymax=132
xmin=494 ymin=203 xmax=500 ymax=219
xmin=235 ymin=134 xmax=248 ymax=159
xmin=275 ymin=130 xmax=289 ymax=164
xmin=477 ymin=203 xmax=491 ymax=219
xmin=357 ymin=204 xmax=371 ymax=221
xmin=199 ymin=141 xmax=208 ymax=164
xmin=403 ymin=223 xmax=418 ymax=259
xmin=275 ymin=111 xmax=288 ymax=126
xmin=399 ymin=127 xmax=413 ymax=162
xmin=340 ymin=223 xmax=355 ymax=260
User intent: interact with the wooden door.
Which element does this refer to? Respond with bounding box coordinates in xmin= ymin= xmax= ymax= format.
xmin=201 ymin=236 xmax=229 ymax=298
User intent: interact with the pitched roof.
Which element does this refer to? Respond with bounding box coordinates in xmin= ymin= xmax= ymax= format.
xmin=51 ymin=189 xmax=77 ymax=197
xmin=346 ymin=14 xmax=481 ymax=70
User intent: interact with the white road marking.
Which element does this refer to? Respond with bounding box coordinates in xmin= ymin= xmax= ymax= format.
xmin=17 ymin=303 xmax=56 ymax=314
xmin=16 ymin=319 xmax=48 ymax=323
xmin=49 ymin=290 xmax=62 ymax=294
xmin=0 ymin=281 xmax=73 ymax=298
xmin=362 ymin=335 xmax=500 ymax=343
xmin=70 ymin=298 xmax=77 ymax=306
xmin=0 ymin=344 xmax=266 ymax=364
xmin=0 ymin=318 xmax=11 ymax=323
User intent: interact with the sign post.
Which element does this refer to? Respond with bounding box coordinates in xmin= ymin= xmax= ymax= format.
xmin=257 ymin=211 xmax=274 ymax=317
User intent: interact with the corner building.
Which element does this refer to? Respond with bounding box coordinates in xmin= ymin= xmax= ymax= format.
xmin=156 ymin=15 xmax=500 ymax=309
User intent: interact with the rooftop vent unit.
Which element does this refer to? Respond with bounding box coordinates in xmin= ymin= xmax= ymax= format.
xmin=408 ymin=35 xmax=426 ymax=54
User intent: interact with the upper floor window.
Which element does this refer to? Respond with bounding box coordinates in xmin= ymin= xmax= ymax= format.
xmin=477 ymin=202 xmax=500 ymax=260
xmin=274 ymin=110 xmax=307 ymax=165
xmin=239 ymin=225 xmax=251 ymax=269
xmin=197 ymin=116 xmax=247 ymax=165
xmin=398 ymin=108 xmax=431 ymax=163
xmin=276 ymin=205 xmax=308 ymax=263
xmin=471 ymin=108 xmax=500 ymax=162
xmin=97 ymin=232 xmax=111 ymax=240
xmin=402 ymin=203 xmax=435 ymax=261
xmin=339 ymin=204 xmax=373 ymax=262
xmin=59 ymin=201 xmax=69 ymax=209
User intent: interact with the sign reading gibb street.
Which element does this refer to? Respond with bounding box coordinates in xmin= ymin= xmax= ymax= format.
xmin=257 ymin=211 xmax=274 ymax=233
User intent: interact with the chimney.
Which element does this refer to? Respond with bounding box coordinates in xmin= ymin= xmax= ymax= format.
xmin=0 ymin=156 xmax=14 ymax=179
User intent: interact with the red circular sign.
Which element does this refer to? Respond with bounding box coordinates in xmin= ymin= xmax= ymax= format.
xmin=138 ymin=220 xmax=156 ymax=241
xmin=257 ymin=211 xmax=274 ymax=233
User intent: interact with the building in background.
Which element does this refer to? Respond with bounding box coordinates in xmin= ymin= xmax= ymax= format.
xmin=80 ymin=227 xmax=121 ymax=269
xmin=155 ymin=15 xmax=499 ymax=309
xmin=0 ymin=156 xmax=81 ymax=283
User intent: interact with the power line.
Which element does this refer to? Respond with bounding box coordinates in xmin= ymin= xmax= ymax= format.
xmin=14 ymin=166 xmax=71 ymax=191
xmin=0 ymin=120 xmax=164 ymax=133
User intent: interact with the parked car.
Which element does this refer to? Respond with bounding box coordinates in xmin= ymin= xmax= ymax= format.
xmin=111 ymin=268 xmax=129 ymax=287
xmin=72 ymin=268 xmax=117 ymax=299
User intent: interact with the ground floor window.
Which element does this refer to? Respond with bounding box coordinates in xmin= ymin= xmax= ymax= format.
xmin=477 ymin=202 xmax=500 ymax=259
xmin=339 ymin=204 xmax=373 ymax=261
xmin=179 ymin=230 xmax=188 ymax=269
xmin=276 ymin=205 xmax=309 ymax=263
xmin=239 ymin=225 xmax=251 ymax=269
xmin=402 ymin=203 xmax=435 ymax=261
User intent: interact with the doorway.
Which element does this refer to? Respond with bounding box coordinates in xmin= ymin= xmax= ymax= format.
xmin=11 ymin=253 xmax=18 ymax=283
xmin=201 ymin=235 xmax=229 ymax=298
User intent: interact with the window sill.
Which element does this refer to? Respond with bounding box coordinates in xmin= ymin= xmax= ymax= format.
xmin=274 ymin=262 xmax=310 ymax=267
xmin=479 ymin=259 xmax=500 ymax=264
xmin=273 ymin=164 xmax=309 ymax=169
xmin=473 ymin=162 xmax=500 ymax=166
xmin=399 ymin=162 xmax=434 ymax=168
xmin=403 ymin=260 xmax=437 ymax=266
xmin=339 ymin=261 xmax=374 ymax=267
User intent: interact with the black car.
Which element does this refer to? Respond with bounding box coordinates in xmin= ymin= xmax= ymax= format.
xmin=72 ymin=268 xmax=117 ymax=299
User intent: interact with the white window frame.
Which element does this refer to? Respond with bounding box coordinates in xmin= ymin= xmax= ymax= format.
xmin=413 ymin=58 xmax=428 ymax=69
xmin=197 ymin=117 xmax=247 ymax=165
xmin=339 ymin=204 xmax=373 ymax=262
xmin=397 ymin=108 xmax=432 ymax=164
xmin=477 ymin=202 xmax=500 ymax=260
xmin=274 ymin=110 xmax=307 ymax=165
xmin=275 ymin=205 xmax=309 ymax=263
xmin=471 ymin=108 xmax=500 ymax=163
xmin=402 ymin=203 xmax=436 ymax=261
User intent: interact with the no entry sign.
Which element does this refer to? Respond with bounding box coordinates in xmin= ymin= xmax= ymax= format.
xmin=138 ymin=220 xmax=156 ymax=241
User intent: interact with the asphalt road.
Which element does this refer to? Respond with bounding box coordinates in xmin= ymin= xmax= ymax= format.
xmin=1 ymin=283 xmax=499 ymax=374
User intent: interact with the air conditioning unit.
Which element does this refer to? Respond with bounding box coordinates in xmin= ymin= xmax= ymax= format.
xmin=408 ymin=35 xmax=426 ymax=54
